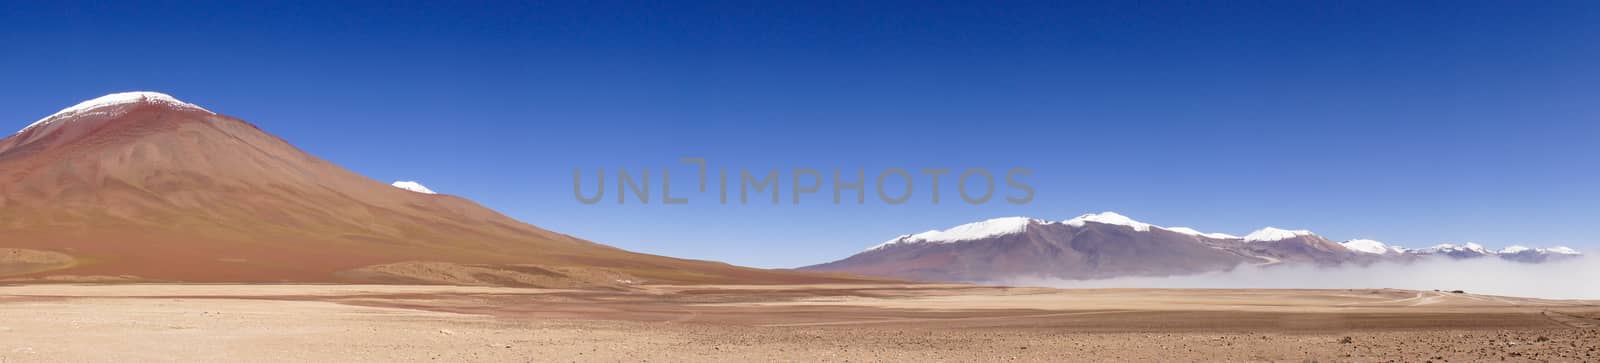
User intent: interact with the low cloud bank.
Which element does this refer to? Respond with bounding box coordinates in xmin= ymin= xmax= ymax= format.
xmin=1002 ymin=256 xmax=1600 ymax=300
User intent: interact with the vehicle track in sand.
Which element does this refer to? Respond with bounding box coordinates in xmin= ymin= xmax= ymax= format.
xmin=1542 ymin=310 xmax=1600 ymax=329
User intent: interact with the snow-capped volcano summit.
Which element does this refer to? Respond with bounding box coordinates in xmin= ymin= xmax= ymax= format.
xmin=1545 ymin=246 xmax=1581 ymax=255
xmin=1064 ymin=212 xmax=1151 ymax=231
xmin=865 ymin=216 xmax=1040 ymax=251
xmin=1493 ymin=245 xmax=1583 ymax=263
xmin=1492 ymin=245 xmax=1580 ymax=255
xmin=1065 ymin=211 xmax=1241 ymax=238
xmin=1498 ymin=245 xmax=1532 ymax=254
xmin=20 ymin=91 xmax=213 ymax=134
xmin=1340 ymin=239 xmax=1405 ymax=255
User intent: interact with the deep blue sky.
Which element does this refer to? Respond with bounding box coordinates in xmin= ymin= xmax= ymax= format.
xmin=2 ymin=1 xmax=1597 ymax=267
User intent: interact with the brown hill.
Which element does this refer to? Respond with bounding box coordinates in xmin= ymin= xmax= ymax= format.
xmin=0 ymin=92 xmax=871 ymax=287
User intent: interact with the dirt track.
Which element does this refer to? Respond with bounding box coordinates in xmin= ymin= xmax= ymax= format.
xmin=1 ymin=284 xmax=1597 ymax=362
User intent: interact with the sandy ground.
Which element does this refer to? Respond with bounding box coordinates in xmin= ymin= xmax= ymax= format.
xmin=1 ymin=284 xmax=1598 ymax=362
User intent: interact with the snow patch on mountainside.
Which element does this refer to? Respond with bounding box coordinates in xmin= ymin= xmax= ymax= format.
xmin=391 ymin=181 xmax=437 ymax=194
xmin=866 ymin=217 xmax=1040 ymax=251
xmin=21 ymin=91 xmax=214 ymax=134
xmin=1164 ymin=227 xmax=1239 ymax=239
xmin=1243 ymin=227 xmax=1315 ymax=242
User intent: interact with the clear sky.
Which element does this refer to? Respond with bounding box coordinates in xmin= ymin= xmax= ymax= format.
xmin=2 ymin=1 xmax=1597 ymax=268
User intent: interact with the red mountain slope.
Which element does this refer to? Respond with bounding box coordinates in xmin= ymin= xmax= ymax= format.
xmin=0 ymin=92 xmax=871 ymax=287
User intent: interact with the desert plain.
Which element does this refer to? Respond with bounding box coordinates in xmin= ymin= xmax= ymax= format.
xmin=0 ymin=283 xmax=1597 ymax=362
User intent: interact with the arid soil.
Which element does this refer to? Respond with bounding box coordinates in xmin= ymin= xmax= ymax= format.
xmin=0 ymin=284 xmax=1597 ymax=362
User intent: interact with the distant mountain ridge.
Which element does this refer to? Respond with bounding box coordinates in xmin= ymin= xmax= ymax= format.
xmin=802 ymin=212 xmax=1583 ymax=282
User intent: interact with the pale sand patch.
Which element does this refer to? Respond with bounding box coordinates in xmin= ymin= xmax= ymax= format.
xmin=0 ymin=297 xmax=523 ymax=362
xmin=0 ymin=249 xmax=75 ymax=276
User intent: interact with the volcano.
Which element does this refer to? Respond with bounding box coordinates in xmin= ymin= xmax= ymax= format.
xmin=0 ymin=92 xmax=864 ymax=287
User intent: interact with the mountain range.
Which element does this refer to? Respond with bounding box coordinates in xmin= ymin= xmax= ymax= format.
xmin=3 ymin=92 xmax=1583 ymax=288
xmin=0 ymin=92 xmax=871 ymax=287
xmin=801 ymin=212 xmax=1582 ymax=282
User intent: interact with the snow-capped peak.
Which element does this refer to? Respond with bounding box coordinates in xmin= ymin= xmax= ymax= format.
xmin=865 ymin=216 xmax=1040 ymax=251
xmin=1421 ymin=242 xmax=1491 ymax=255
xmin=1064 ymin=212 xmax=1151 ymax=232
xmin=1497 ymin=245 xmax=1582 ymax=255
xmin=1416 ymin=243 xmax=1581 ymax=258
xmin=1063 ymin=212 xmax=1240 ymax=238
xmin=1497 ymin=245 xmax=1531 ymax=254
xmin=1243 ymin=227 xmax=1315 ymax=242
xmin=1545 ymin=246 xmax=1581 ymax=255
xmin=1164 ymin=227 xmax=1240 ymax=239
xmin=867 ymin=212 xmax=1246 ymax=252
xmin=1340 ymin=239 xmax=1394 ymax=254
xmin=1424 ymin=243 xmax=1455 ymax=251
xmin=391 ymin=181 xmax=436 ymax=194
xmin=21 ymin=91 xmax=214 ymax=134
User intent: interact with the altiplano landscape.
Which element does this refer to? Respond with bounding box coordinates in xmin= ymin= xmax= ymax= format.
xmin=2 ymin=93 xmax=1597 ymax=361
xmin=7 ymin=1 xmax=1599 ymax=360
